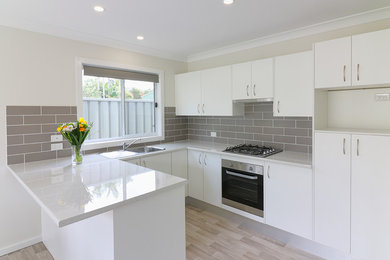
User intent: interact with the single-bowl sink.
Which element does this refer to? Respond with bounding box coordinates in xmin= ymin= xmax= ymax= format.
xmin=127 ymin=146 xmax=166 ymax=154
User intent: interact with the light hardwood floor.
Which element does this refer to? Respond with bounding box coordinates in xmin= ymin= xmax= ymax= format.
xmin=0 ymin=205 xmax=323 ymax=260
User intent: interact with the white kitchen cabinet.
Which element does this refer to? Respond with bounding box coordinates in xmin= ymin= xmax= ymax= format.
xmin=171 ymin=150 xmax=188 ymax=196
xmin=203 ymin=153 xmax=221 ymax=207
xmin=175 ymin=67 xmax=243 ymax=116
xmin=314 ymin=37 xmax=352 ymax=89
xmin=140 ymin=153 xmax=172 ymax=174
xmin=188 ymin=149 xmax=221 ymax=205
xmin=232 ymin=58 xmax=273 ymax=101
xmin=351 ymin=135 xmax=390 ymax=260
xmin=188 ymin=150 xmax=204 ymax=200
xmin=232 ymin=62 xmax=252 ymax=100
xmin=175 ymin=71 xmax=202 ymax=116
xmin=201 ymin=66 xmax=238 ymax=116
xmin=274 ymin=51 xmax=313 ymax=117
xmin=352 ymin=29 xmax=390 ymax=87
xmin=314 ymin=132 xmax=351 ymax=252
xmin=252 ymin=58 xmax=274 ymax=100
xmin=126 ymin=158 xmax=141 ymax=166
xmin=314 ymin=28 xmax=390 ymax=89
xmin=265 ymin=162 xmax=312 ymax=239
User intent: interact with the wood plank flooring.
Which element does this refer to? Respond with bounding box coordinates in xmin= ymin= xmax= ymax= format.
xmin=0 ymin=205 xmax=323 ymax=260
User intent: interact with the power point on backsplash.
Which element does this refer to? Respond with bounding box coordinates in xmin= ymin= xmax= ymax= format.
xmin=210 ymin=132 xmax=217 ymax=137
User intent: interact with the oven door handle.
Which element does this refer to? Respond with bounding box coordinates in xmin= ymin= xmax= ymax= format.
xmin=225 ymin=170 xmax=258 ymax=180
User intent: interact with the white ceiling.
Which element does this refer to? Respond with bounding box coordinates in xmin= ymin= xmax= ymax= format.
xmin=1 ymin=0 xmax=390 ymax=61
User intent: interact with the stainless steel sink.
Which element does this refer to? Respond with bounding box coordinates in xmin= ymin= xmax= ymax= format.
xmin=127 ymin=146 xmax=166 ymax=154
xmin=101 ymin=146 xmax=166 ymax=159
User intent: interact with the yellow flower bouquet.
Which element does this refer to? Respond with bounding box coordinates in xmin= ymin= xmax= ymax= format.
xmin=57 ymin=118 xmax=92 ymax=166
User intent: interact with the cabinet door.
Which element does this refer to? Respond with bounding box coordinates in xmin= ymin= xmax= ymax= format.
xmin=203 ymin=153 xmax=221 ymax=207
xmin=352 ymin=29 xmax=390 ymax=87
xmin=141 ymin=153 xmax=172 ymax=174
xmin=351 ymin=135 xmax=390 ymax=260
xmin=265 ymin=162 xmax=312 ymax=239
xmin=274 ymin=51 xmax=313 ymax=117
xmin=314 ymin=133 xmax=351 ymax=252
xmin=187 ymin=150 xmax=204 ymax=200
xmin=314 ymin=37 xmax=352 ymax=89
xmin=202 ymin=66 xmax=234 ymax=116
xmin=175 ymin=71 xmax=202 ymax=116
xmin=171 ymin=150 xmax=188 ymax=196
xmin=252 ymin=58 xmax=274 ymax=99
xmin=232 ymin=62 xmax=252 ymax=100
xmin=125 ymin=158 xmax=140 ymax=166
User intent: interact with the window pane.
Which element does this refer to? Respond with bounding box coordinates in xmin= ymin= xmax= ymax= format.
xmin=124 ymin=80 xmax=155 ymax=136
xmin=82 ymin=76 xmax=122 ymax=140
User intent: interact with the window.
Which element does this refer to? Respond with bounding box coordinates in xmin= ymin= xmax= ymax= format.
xmin=81 ymin=65 xmax=162 ymax=143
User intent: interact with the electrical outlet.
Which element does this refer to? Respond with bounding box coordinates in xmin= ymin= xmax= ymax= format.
xmin=51 ymin=143 xmax=63 ymax=151
xmin=51 ymin=135 xmax=63 ymax=142
xmin=210 ymin=131 xmax=217 ymax=137
xmin=375 ymin=93 xmax=390 ymax=101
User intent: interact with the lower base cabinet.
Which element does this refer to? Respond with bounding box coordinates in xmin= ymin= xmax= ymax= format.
xmin=125 ymin=153 xmax=172 ymax=174
xmin=265 ymin=162 xmax=313 ymax=239
xmin=351 ymin=135 xmax=390 ymax=260
xmin=188 ymin=150 xmax=221 ymax=206
xmin=171 ymin=150 xmax=189 ymax=196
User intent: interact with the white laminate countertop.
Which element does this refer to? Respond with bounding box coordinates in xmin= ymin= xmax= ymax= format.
xmin=7 ymin=155 xmax=186 ymax=227
xmin=107 ymin=140 xmax=313 ymax=168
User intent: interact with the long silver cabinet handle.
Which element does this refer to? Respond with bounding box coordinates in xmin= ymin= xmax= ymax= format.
xmin=343 ymin=65 xmax=346 ymax=82
xmin=246 ymin=85 xmax=250 ymax=96
xmin=253 ymin=84 xmax=256 ymax=96
xmin=198 ymin=153 xmax=202 ymax=165
xmin=267 ymin=165 xmax=270 ymax=179
xmin=202 ymin=104 xmax=205 ymax=114
xmin=203 ymin=154 xmax=207 ymax=166
xmin=277 ymin=101 xmax=280 ymax=113
xmin=226 ymin=170 xmax=258 ymax=180
xmin=357 ymin=64 xmax=360 ymax=81
xmin=197 ymin=104 xmax=200 ymax=114
xmin=357 ymin=139 xmax=360 ymax=156
xmin=343 ymin=138 xmax=346 ymax=155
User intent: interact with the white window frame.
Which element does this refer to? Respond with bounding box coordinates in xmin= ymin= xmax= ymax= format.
xmin=75 ymin=57 xmax=165 ymax=151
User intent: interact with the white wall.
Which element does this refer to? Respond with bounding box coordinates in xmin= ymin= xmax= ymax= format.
xmin=187 ymin=18 xmax=390 ymax=71
xmin=327 ymin=88 xmax=390 ymax=130
xmin=0 ymin=25 xmax=186 ymax=254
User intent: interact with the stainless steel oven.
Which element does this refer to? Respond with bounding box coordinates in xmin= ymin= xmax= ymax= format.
xmin=222 ymin=159 xmax=264 ymax=217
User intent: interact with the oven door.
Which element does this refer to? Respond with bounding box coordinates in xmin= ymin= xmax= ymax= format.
xmin=222 ymin=166 xmax=263 ymax=217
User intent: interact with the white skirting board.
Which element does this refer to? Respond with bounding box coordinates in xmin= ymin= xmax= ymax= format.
xmin=0 ymin=235 xmax=42 ymax=257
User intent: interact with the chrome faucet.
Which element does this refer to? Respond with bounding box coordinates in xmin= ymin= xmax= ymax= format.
xmin=123 ymin=138 xmax=141 ymax=151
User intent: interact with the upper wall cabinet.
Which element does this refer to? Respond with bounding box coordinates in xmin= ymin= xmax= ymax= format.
xmin=175 ymin=66 xmax=244 ymax=116
xmin=315 ymin=28 xmax=390 ymax=89
xmin=352 ymin=29 xmax=390 ymax=87
xmin=175 ymin=71 xmax=202 ymax=116
xmin=274 ymin=51 xmax=313 ymax=117
xmin=314 ymin=37 xmax=352 ymax=89
xmin=232 ymin=58 xmax=274 ymax=101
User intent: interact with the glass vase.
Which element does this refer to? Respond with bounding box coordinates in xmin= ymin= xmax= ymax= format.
xmin=71 ymin=145 xmax=83 ymax=166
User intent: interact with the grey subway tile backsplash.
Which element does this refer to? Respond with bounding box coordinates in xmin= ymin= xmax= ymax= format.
xmin=25 ymin=151 xmax=56 ymax=163
xmin=7 ymin=106 xmax=41 ymax=115
xmin=187 ymin=102 xmax=312 ymax=153
xmin=6 ymin=104 xmax=312 ymax=165
xmin=42 ymin=106 xmax=72 ymax=115
xmin=24 ymin=115 xmax=55 ymax=125
xmin=7 ymin=116 xmax=23 ymax=125
xmin=6 ymin=106 xmax=77 ymax=164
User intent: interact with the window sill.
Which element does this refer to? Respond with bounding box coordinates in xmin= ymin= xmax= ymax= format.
xmin=82 ymin=135 xmax=164 ymax=151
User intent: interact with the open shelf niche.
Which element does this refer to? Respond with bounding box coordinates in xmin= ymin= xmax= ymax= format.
xmin=314 ymin=87 xmax=390 ymax=136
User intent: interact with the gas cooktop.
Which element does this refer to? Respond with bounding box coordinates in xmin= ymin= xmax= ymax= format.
xmin=223 ymin=144 xmax=282 ymax=158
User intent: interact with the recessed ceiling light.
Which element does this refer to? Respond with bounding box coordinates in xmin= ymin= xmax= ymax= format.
xmin=137 ymin=35 xmax=144 ymax=40
xmin=94 ymin=6 xmax=105 ymax=12
xmin=223 ymin=0 xmax=234 ymax=5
